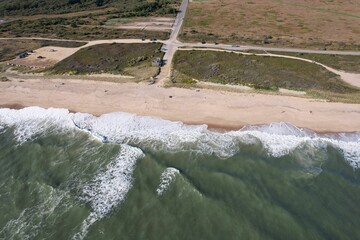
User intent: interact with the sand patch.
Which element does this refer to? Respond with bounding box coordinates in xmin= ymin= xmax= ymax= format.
xmin=7 ymin=46 xmax=79 ymax=68
xmin=105 ymin=17 xmax=175 ymax=32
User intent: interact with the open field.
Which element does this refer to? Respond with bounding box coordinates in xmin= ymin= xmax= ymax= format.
xmin=105 ymin=17 xmax=174 ymax=32
xmin=181 ymin=0 xmax=360 ymax=50
xmin=51 ymin=43 xmax=164 ymax=81
xmin=0 ymin=18 xmax=170 ymax=41
xmin=0 ymin=39 xmax=86 ymax=62
xmin=172 ymin=50 xmax=360 ymax=103
xmin=0 ymin=0 xmax=180 ymax=40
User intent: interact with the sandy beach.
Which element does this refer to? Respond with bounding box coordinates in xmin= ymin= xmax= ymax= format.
xmin=0 ymin=78 xmax=360 ymax=132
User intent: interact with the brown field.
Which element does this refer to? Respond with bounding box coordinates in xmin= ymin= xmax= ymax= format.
xmin=181 ymin=0 xmax=360 ymax=50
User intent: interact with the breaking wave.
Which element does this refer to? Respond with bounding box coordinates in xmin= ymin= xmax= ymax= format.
xmin=0 ymin=107 xmax=359 ymax=168
xmin=1 ymin=106 xmax=360 ymax=239
xmin=156 ymin=168 xmax=180 ymax=195
xmin=73 ymin=145 xmax=144 ymax=240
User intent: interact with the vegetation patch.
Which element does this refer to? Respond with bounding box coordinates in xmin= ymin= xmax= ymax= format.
xmin=172 ymin=50 xmax=360 ymax=102
xmin=269 ymin=52 xmax=360 ymax=73
xmin=0 ymin=0 xmax=180 ymax=40
xmin=51 ymin=43 xmax=164 ymax=80
xmin=0 ymin=0 xmax=180 ymax=17
xmin=0 ymin=76 xmax=10 ymax=82
xmin=0 ymin=39 xmax=86 ymax=62
xmin=0 ymin=18 xmax=170 ymax=40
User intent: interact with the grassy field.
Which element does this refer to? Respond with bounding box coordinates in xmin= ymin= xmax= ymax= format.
xmin=0 ymin=39 xmax=86 ymax=62
xmin=0 ymin=0 xmax=180 ymax=40
xmin=268 ymin=52 xmax=360 ymax=73
xmin=51 ymin=43 xmax=164 ymax=80
xmin=172 ymin=50 xmax=360 ymax=103
xmin=0 ymin=0 xmax=179 ymax=17
xmin=180 ymin=0 xmax=360 ymax=50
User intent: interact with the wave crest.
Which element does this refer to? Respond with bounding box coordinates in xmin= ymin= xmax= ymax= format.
xmin=1 ymin=107 xmax=359 ymax=168
xmin=156 ymin=168 xmax=180 ymax=195
xmin=73 ymin=144 xmax=144 ymax=240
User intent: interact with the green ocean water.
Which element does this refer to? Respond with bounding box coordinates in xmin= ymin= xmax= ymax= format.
xmin=0 ymin=120 xmax=360 ymax=240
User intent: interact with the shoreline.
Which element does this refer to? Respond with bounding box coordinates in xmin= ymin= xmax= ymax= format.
xmin=1 ymin=103 xmax=358 ymax=134
xmin=0 ymin=78 xmax=360 ymax=133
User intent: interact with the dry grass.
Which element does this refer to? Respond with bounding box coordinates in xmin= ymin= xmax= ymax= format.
xmin=181 ymin=0 xmax=360 ymax=50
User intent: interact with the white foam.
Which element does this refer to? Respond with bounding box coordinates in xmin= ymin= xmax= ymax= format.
xmin=1 ymin=107 xmax=360 ymax=238
xmin=0 ymin=107 xmax=359 ymax=168
xmin=156 ymin=168 xmax=180 ymax=195
xmin=73 ymin=144 xmax=144 ymax=240
xmin=0 ymin=107 xmax=74 ymax=144
xmin=71 ymin=113 xmax=360 ymax=167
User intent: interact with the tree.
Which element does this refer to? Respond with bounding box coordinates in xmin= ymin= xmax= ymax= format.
xmin=68 ymin=0 xmax=81 ymax=5
xmin=96 ymin=0 xmax=104 ymax=7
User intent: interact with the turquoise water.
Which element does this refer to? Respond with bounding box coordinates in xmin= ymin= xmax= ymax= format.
xmin=0 ymin=107 xmax=360 ymax=240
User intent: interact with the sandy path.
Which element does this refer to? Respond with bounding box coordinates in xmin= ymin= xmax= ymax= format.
xmin=0 ymin=78 xmax=359 ymax=132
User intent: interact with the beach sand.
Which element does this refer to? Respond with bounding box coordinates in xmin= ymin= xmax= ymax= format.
xmin=0 ymin=78 xmax=360 ymax=132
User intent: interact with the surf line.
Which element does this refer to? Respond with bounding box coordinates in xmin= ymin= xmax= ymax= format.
xmin=71 ymin=119 xmax=108 ymax=143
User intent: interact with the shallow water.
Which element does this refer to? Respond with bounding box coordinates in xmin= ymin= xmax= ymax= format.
xmin=0 ymin=107 xmax=359 ymax=240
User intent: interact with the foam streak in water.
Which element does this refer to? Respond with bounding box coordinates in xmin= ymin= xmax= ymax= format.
xmin=0 ymin=184 xmax=68 ymax=240
xmin=73 ymin=145 xmax=144 ymax=240
xmin=156 ymin=168 xmax=180 ymax=195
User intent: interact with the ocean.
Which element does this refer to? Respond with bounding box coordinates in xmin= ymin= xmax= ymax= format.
xmin=0 ymin=107 xmax=359 ymax=240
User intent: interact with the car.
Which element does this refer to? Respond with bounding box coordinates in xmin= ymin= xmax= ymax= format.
xmin=214 ymin=42 xmax=219 ymax=45
xmin=201 ymin=41 xmax=206 ymax=44
xmin=231 ymin=44 xmax=240 ymax=48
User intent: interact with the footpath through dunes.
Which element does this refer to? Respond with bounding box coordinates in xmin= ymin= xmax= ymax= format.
xmin=1 ymin=79 xmax=360 ymax=133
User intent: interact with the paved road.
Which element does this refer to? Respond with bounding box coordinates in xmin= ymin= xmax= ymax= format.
xmin=155 ymin=0 xmax=189 ymax=84
xmin=162 ymin=0 xmax=189 ymax=60
xmin=169 ymin=0 xmax=188 ymax=42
